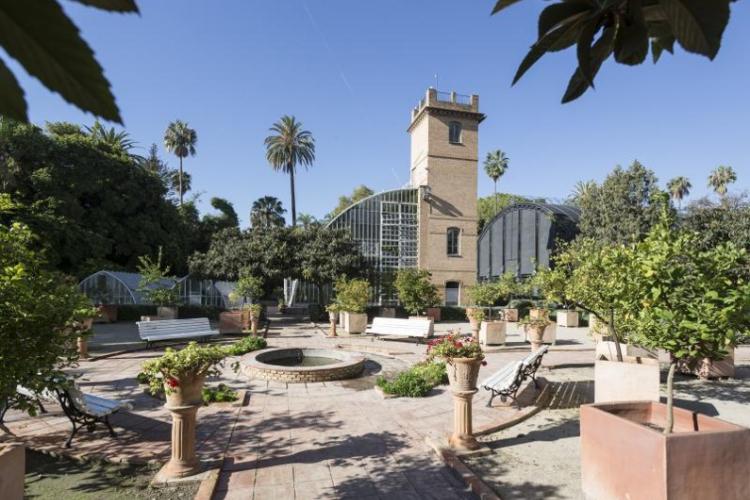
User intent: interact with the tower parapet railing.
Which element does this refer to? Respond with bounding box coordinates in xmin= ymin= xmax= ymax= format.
xmin=412 ymin=88 xmax=480 ymax=120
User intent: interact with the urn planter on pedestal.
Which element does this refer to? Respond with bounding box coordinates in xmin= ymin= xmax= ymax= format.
xmin=594 ymin=357 xmax=660 ymax=403
xmin=161 ymin=373 xmax=204 ymax=479
xmin=446 ymin=358 xmax=482 ymax=450
xmin=479 ymin=320 xmax=506 ymax=346
xmin=581 ymin=401 xmax=750 ymax=500
xmin=556 ymin=310 xmax=579 ymax=327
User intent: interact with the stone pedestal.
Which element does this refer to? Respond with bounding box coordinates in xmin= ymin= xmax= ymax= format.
xmin=0 ymin=443 xmax=24 ymax=500
xmin=449 ymin=390 xmax=480 ymax=450
xmin=77 ymin=336 xmax=89 ymax=359
xmin=161 ymin=403 xmax=201 ymax=478
xmin=250 ymin=317 xmax=259 ymax=336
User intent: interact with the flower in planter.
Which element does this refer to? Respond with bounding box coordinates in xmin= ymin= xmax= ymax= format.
xmin=427 ymin=333 xmax=484 ymax=361
xmin=166 ymin=377 xmax=180 ymax=389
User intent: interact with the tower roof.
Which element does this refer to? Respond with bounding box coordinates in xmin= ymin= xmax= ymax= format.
xmin=408 ymin=88 xmax=485 ymax=132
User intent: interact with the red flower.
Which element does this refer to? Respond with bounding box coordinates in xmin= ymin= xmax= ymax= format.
xmin=166 ymin=377 xmax=180 ymax=389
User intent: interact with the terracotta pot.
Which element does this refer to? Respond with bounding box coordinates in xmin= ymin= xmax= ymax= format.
xmin=581 ymin=401 xmax=750 ymax=500
xmin=164 ymin=373 xmax=205 ymax=408
xmin=594 ymin=357 xmax=660 ymax=403
xmin=446 ymin=357 xmax=483 ymax=392
xmin=502 ymin=308 xmax=519 ymax=322
xmin=219 ymin=311 xmax=243 ymax=334
xmin=426 ymin=307 xmax=441 ymax=322
xmin=527 ymin=326 xmax=546 ymax=352
xmin=479 ymin=320 xmax=506 ymax=346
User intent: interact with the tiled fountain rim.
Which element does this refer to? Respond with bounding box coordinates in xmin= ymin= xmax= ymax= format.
xmin=242 ymin=347 xmax=366 ymax=382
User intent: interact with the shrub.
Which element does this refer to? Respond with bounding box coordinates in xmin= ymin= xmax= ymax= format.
xmin=335 ymin=277 xmax=370 ymax=313
xmin=116 ymin=305 xmax=157 ymax=321
xmin=141 ymin=342 xmax=228 ymax=395
xmin=376 ymin=361 xmax=448 ymax=397
xmin=439 ymin=306 xmax=467 ymax=321
xmin=202 ymin=383 xmax=238 ymax=405
xmin=136 ymin=248 xmax=181 ymax=306
xmin=394 ymin=269 xmax=439 ymax=316
xmin=223 ymin=336 xmax=267 ymax=357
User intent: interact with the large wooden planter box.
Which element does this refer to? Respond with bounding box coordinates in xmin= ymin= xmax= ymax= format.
xmin=678 ymin=348 xmax=735 ymax=379
xmin=556 ymin=310 xmax=579 ymax=327
xmin=343 ymin=312 xmax=367 ymax=334
xmin=96 ymin=304 xmax=118 ymax=323
xmin=0 ymin=443 xmax=24 ymax=500
xmin=502 ymin=308 xmax=518 ymax=322
xmin=479 ymin=320 xmax=506 ymax=346
xmin=581 ymin=401 xmax=750 ymax=500
xmin=219 ymin=310 xmax=249 ymax=334
xmin=379 ymin=307 xmax=396 ymax=318
xmin=157 ymin=306 xmax=178 ymax=320
xmin=594 ymin=357 xmax=660 ymax=403
xmin=595 ymin=340 xmax=654 ymax=361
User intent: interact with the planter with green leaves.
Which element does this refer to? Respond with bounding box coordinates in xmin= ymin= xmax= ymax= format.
xmin=395 ymin=269 xmax=439 ymax=326
xmin=427 ymin=333 xmax=485 ymax=450
xmin=336 ymin=278 xmax=370 ymax=334
xmin=143 ymin=342 xmax=228 ymax=479
xmin=137 ymin=249 xmax=181 ymax=320
xmin=581 ymin=211 xmax=750 ymax=499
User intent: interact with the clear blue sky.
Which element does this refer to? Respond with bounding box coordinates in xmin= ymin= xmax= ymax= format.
xmin=13 ymin=0 xmax=750 ymax=227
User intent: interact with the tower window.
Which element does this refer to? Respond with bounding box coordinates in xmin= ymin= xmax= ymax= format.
xmin=448 ymin=121 xmax=462 ymax=144
xmin=447 ymin=227 xmax=460 ymax=256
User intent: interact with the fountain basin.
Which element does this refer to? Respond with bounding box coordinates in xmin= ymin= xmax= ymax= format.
xmin=243 ymin=348 xmax=366 ymax=383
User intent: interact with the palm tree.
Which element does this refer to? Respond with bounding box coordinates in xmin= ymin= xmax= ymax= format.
xmin=570 ymin=180 xmax=596 ymax=205
xmin=708 ymin=165 xmax=737 ymax=203
xmin=163 ymin=120 xmax=197 ymax=206
xmin=666 ymin=176 xmax=692 ymax=209
xmin=264 ymin=116 xmax=315 ymax=226
xmin=251 ymin=196 xmax=286 ymax=229
xmin=483 ymin=150 xmax=510 ymax=215
xmin=87 ymin=120 xmax=141 ymax=160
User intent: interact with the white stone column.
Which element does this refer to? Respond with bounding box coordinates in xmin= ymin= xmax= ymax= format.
xmin=449 ymin=389 xmax=480 ymax=450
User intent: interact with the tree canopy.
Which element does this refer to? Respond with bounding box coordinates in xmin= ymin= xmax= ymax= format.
xmin=326 ymin=185 xmax=375 ymax=221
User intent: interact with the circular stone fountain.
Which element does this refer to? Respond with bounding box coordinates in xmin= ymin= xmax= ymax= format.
xmin=243 ymin=348 xmax=366 ymax=383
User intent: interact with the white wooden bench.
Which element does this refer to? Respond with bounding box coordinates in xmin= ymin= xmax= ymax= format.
xmin=365 ymin=317 xmax=433 ymax=341
xmin=16 ymin=381 xmax=132 ymax=447
xmin=136 ymin=317 xmax=219 ymax=346
xmin=481 ymin=346 xmax=549 ymax=408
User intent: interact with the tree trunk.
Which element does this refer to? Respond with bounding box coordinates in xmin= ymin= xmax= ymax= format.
xmin=179 ymin=156 xmax=184 ymax=207
xmin=289 ymin=162 xmax=296 ymax=226
xmin=608 ymin=310 xmax=623 ymax=362
xmin=664 ymin=361 xmax=676 ymax=435
xmin=493 ymin=179 xmax=498 ymax=216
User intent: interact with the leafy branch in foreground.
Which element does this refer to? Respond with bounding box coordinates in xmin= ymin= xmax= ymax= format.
xmin=492 ymin=0 xmax=736 ymax=103
xmin=0 ymin=0 xmax=139 ymax=123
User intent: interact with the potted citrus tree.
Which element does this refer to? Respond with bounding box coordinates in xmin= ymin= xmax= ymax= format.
xmin=395 ymin=269 xmax=439 ymax=334
xmin=496 ymin=272 xmax=519 ymax=321
xmin=137 ymin=250 xmax=180 ymax=319
xmin=224 ymin=273 xmax=264 ymax=334
xmin=336 ymin=277 xmax=370 ymax=335
xmin=427 ymin=333 xmax=486 ymax=449
xmin=581 ymin=214 xmax=750 ymax=500
xmin=142 ymin=342 xmax=228 ymax=479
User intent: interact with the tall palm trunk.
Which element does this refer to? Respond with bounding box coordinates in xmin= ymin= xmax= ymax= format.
xmin=288 ymin=161 xmax=296 ymax=226
xmin=493 ymin=179 xmax=498 ymax=216
xmin=178 ymin=156 xmax=184 ymax=207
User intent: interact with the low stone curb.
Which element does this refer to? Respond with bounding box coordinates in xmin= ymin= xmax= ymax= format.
xmin=193 ymin=468 xmax=221 ymax=500
xmin=426 ymin=438 xmax=501 ymax=500
xmin=474 ymin=379 xmax=552 ymax=437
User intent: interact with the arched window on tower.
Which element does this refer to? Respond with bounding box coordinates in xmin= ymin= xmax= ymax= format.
xmin=447 ymin=227 xmax=460 ymax=256
xmin=448 ymin=121 xmax=462 ymax=144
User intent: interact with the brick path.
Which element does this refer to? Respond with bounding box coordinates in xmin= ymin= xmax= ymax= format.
xmin=3 ymin=319 xmax=599 ymax=499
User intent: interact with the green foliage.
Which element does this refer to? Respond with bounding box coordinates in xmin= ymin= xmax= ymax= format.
xmin=0 ymin=121 xmax=197 ymax=277
xmin=394 ymin=269 xmax=439 ymax=315
xmin=707 ymin=165 xmax=737 ymax=201
xmin=176 ymin=305 xmax=224 ymax=321
xmin=190 ymin=225 xmax=366 ymax=292
xmin=115 ymin=305 xmax=157 ymax=321
xmin=163 ymin=120 xmax=197 ymax=206
xmin=335 ymin=277 xmax=370 ymax=313
xmin=439 ymin=306 xmax=467 ymax=321
xmin=0 ymin=223 xmax=91 ymax=416
xmin=141 ymin=342 xmax=228 ymax=395
xmin=466 ymin=281 xmax=501 ymax=307
xmin=223 ymin=335 xmax=268 ymax=357
xmin=376 ymin=361 xmax=448 ymax=398
xmin=578 ymin=161 xmax=669 ymax=245
xmin=427 ymin=333 xmax=484 ymax=361
xmin=666 ymin=176 xmax=692 ymax=208
xmin=492 ymin=0 xmax=735 ymax=103
xmin=202 ymin=383 xmax=238 ymax=405
xmin=0 ymin=1 xmax=136 ymax=123
xmin=243 ymin=303 xmax=263 ymax=319
xmin=231 ymin=273 xmax=264 ymax=303
xmin=466 ymin=307 xmax=485 ymax=323
xmin=250 ymin=196 xmax=286 ymax=229
xmin=326 ymin=185 xmax=375 ymax=220
xmin=136 ymin=248 xmax=180 ymax=306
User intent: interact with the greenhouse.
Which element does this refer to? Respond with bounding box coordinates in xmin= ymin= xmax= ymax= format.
xmin=79 ymin=270 xmax=235 ymax=307
xmin=320 ymin=187 xmax=420 ymax=305
xmin=478 ymin=202 xmax=580 ymax=280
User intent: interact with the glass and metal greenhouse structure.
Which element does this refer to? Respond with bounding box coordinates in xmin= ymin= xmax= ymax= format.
xmin=78 ymin=270 xmax=236 ymax=307
xmin=294 ymin=188 xmax=420 ymax=305
xmin=477 ymin=202 xmax=580 ymax=281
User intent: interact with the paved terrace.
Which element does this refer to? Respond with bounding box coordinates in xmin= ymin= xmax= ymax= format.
xmin=6 ymin=318 xmax=745 ymax=499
